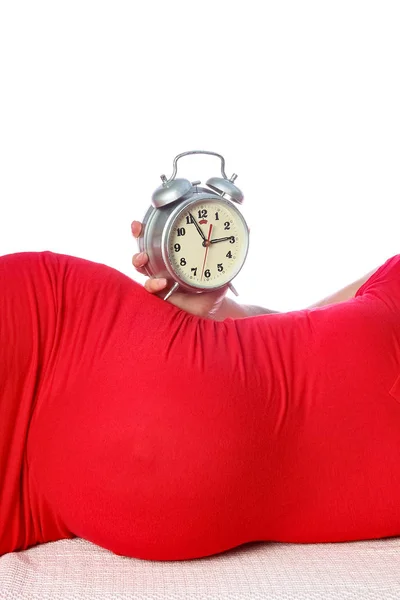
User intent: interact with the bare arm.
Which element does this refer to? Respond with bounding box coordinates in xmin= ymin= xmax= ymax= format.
xmin=212 ymin=267 xmax=378 ymax=321
xmin=305 ymin=268 xmax=377 ymax=309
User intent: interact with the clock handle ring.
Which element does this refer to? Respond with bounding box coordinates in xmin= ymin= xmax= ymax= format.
xmin=163 ymin=150 xmax=231 ymax=184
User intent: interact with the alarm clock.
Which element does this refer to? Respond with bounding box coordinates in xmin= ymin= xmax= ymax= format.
xmin=137 ymin=150 xmax=250 ymax=301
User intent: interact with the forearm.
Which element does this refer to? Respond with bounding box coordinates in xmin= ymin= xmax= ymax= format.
xmin=212 ymin=265 xmax=378 ymax=320
xmin=305 ymin=268 xmax=377 ymax=309
xmin=212 ymin=297 xmax=280 ymax=321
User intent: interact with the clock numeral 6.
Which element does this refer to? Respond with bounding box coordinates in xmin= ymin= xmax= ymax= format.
xmin=204 ymin=269 xmax=211 ymax=278
xmin=174 ymin=243 xmax=181 ymax=252
xmin=217 ymin=263 xmax=223 ymax=272
xmin=180 ymin=257 xmax=187 ymax=266
xmin=177 ymin=227 xmax=186 ymax=236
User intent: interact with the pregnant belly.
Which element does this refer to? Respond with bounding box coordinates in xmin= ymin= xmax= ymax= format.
xmin=26 ymin=306 xmax=280 ymax=560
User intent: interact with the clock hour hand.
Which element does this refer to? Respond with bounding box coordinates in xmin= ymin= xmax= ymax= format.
xmin=210 ymin=235 xmax=234 ymax=244
xmin=188 ymin=212 xmax=206 ymax=241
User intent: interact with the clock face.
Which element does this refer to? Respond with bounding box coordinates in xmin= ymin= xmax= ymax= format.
xmin=166 ymin=199 xmax=249 ymax=289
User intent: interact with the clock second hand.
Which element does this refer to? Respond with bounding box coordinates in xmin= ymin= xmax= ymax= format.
xmin=200 ymin=223 xmax=213 ymax=281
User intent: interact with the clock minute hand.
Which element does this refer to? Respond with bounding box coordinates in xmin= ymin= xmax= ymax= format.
xmin=210 ymin=236 xmax=234 ymax=244
xmin=188 ymin=212 xmax=206 ymax=241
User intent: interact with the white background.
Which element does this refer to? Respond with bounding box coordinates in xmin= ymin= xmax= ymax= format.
xmin=0 ymin=1 xmax=399 ymax=312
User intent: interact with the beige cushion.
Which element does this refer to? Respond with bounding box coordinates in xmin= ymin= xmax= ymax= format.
xmin=1 ymin=536 xmax=399 ymax=599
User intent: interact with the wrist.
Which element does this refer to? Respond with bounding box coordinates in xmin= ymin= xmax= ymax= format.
xmin=211 ymin=297 xmax=247 ymax=321
xmin=212 ymin=297 xmax=280 ymax=321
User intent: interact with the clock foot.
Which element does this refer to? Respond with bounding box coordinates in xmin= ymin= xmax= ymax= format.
xmin=228 ymin=282 xmax=239 ymax=297
xmin=163 ymin=281 xmax=180 ymax=301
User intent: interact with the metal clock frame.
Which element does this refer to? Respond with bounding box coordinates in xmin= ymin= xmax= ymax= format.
xmin=137 ymin=150 xmax=250 ymax=300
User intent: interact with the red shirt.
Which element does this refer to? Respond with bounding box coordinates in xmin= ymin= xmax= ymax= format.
xmin=1 ymin=251 xmax=400 ymax=560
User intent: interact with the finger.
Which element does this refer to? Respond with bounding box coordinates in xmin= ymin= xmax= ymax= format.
xmin=144 ymin=278 xmax=168 ymax=294
xmin=131 ymin=220 xmax=142 ymax=238
xmin=132 ymin=252 xmax=148 ymax=267
xmin=132 ymin=252 xmax=149 ymax=276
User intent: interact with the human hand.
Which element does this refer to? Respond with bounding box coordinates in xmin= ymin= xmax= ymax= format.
xmin=131 ymin=220 xmax=230 ymax=320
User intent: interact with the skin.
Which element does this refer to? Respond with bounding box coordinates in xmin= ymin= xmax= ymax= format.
xmin=131 ymin=220 xmax=232 ymax=320
xmin=131 ymin=220 xmax=379 ymax=319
